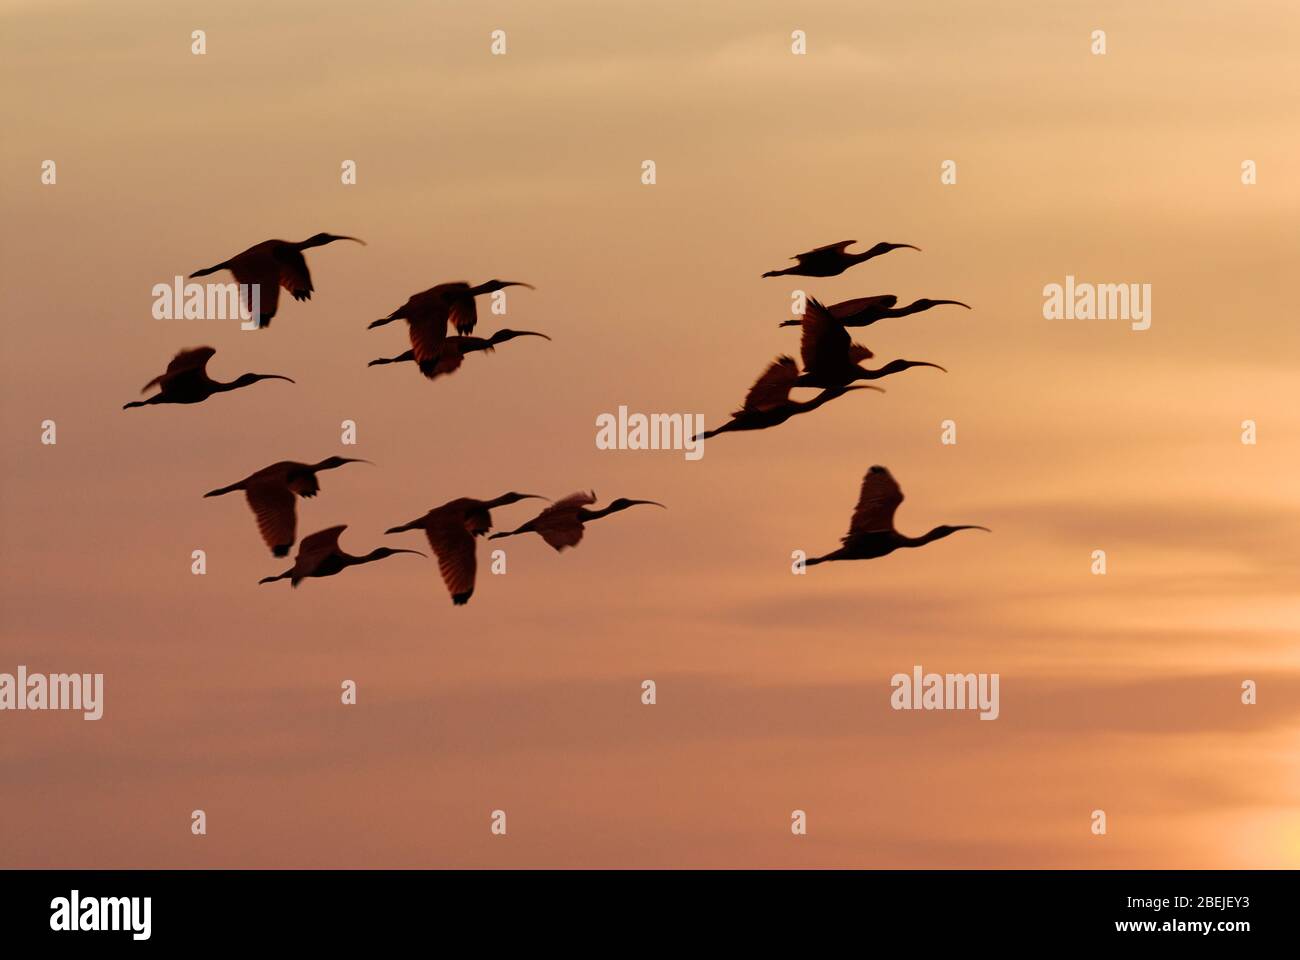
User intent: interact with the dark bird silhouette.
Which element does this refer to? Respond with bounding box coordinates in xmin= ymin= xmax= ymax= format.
xmin=385 ymin=492 xmax=546 ymax=605
xmin=779 ymin=295 xmax=969 ymax=328
xmin=762 ymin=240 xmax=918 ymax=279
xmin=189 ymin=233 xmax=365 ymax=328
xmin=367 ymin=281 xmax=534 ymax=372
xmin=489 ymin=492 xmax=664 ymax=551
xmin=794 ymin=298 xmax=945 ymax=388
xmin=694 ymin=356 xmax=882 ymax=441
xmin=123 ymin=347 xmax=293 ymax=409
xmin=258 ymin=525 xmax=423 ymax=587
xmin=204 ymin=457 xmax=371 ymax=556
xmin=806 ymin=466 xmax=989 ymax=565
xmin=368 ymin=329 xmax=550 ymax=380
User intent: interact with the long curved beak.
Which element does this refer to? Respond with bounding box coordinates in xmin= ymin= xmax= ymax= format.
xmin=627 ymin=500 xmax=666 ymax=509
xmin=499 ymin=281 xmax=535 ymax=290
xmin=392 ymin=548 xmax=426 ymax=557
xmin=342 ymin=458 xmax=374 ymax=466
xmin=909 ymin=362 xmax=947 ymax=373
xmin=898 ymin=244 xmax=921 ymax=252
xmin=515 ymin=330 xmax=551 ymax=340
xmin=260 ymin=374 xmax=295 ymax=383
xmin=337 ymin=235 xmax=366 ymax=246
xmin=844 ymin=385 xmax=886 ymax=393
xmin=955 ymin=525 xmax=991 ymax=533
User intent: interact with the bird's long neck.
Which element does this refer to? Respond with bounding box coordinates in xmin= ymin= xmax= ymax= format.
xmin=580 ymin=505 xmax=622 ymax=522
xmin=891 ymin=299 xmax=965 ymax=318
xmin=296 ymin=235 xmax=339 ymax=250
xmin=854 ymin=360 xmax=940 ymax=381
xmin=796 ymin=389 xmax=845 ymax=412
xmin=853 ymin=364 xmax=891 ymax=381
xmin=214 ymin=375 xmax=257 ymax=393
xmin=900 ymin=525 xmax=980 ymax=548
xmin=221 ymin=374 xmax=289 ymax=392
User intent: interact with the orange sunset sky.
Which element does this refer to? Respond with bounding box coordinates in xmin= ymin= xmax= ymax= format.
xmin=2 ymin=0 xmax=1298 ymax=867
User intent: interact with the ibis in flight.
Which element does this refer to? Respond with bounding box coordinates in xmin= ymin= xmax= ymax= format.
xmin=762 ymin=240 xmax=918 ymax=279
xmin=259 ymin=525 xmax=424 ymax=587
xmin=694 ymin=356 xmax=881 ymax=441
xmin=368 ymin=281 xmax=534 ymax=373
xmin=368 ymin=329 xmax=550 ymax=380
xmin=123 ymin=347 xmax=293 ymax=409
xmin=806 ymin=466 xmax=989 ymax=565
xmin=385 ymin=492 xmax=546 ymax=605
xmin=794 ymin=298 xmax=945 ymax=388
xmin=780 ymin=295 xmax=970 ymax=328
xmin=489 ymin=492 xmax=664 ymax=551
xmin=189 ymin=233 xmax=365 ymax=328
xmin=204 ymin=457 xmax=371 ymax=556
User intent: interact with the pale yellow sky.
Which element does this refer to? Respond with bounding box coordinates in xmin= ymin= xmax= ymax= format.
xmin=1 ymin=0 xmax=1297 ymax=867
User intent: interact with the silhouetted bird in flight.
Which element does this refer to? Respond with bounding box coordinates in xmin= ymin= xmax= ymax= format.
xmin=189 ymin=233 xmax=365 ymax=328
xmin=806 ymin=466 xmax=989 ymax=565
xmin=794 ymin=298 xmax=945 ymax=388
xmin=489 ymin=492 xmax=664 ymax=551
xmin=762 ymin=240 xmax=918 ymax=279
xmin=368 ymin=329 xmax=550 ymax=380
xmin=204 ymin=457 xmax=371 ymax=556
xmin=385 ymin=492 xmax=546 ymax=605
xmin=368 ymin=281 xmax=534 ymax=373
xmin=123 ymin=347 xmax=293 ymax=409
xmin=779 ymin=295 xmax=969 ymax=328
xmin=694 ymin=356 xmax=881 ymax=441
xmin=259 ymin=525 xmax=423 ymax=587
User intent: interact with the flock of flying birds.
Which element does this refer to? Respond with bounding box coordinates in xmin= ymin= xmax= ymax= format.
xmin=124 ymin=232 xmax=659 ymax=605
xmin=122 ymin=233 xmax=986 ymax=605
xmin=706 ymin=239 xmax=990 ymax=563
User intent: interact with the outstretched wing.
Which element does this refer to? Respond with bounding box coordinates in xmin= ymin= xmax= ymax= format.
xmin=799 ymin=298 xmax=853 ymax=375
xmin=271 ymin=245 xmax=314 ymax=302
xmin=403 ymin=290 xmax=455 ymax=364
xmin=292 ymin=524 xmax=347 ymax=580
xmin=425 ymin=516 xmax=477 ymax=603
xmin=846 ymin=467 xmax=903 ymax=539
xmin=795 ymin=240 xmax=855 ymax=262
xmin=418 ymin=340 xmax=467 ymax=381
xmin=228 ymin=259 xmax=283 ymax=321
xmin=529 ymin=491 xmax=597 ymax=551
xmin=829 ymin=295 xmax=897 ymax=322
xmin=740 ymin=356 xmax=799 ymax=413
xmin=144 ymin=346 xmax=216 ymax=392
xmin=447 ymin=292 xmax=478 ymax=335
xmin=244 ymin=482 xmax=297 ymax=556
